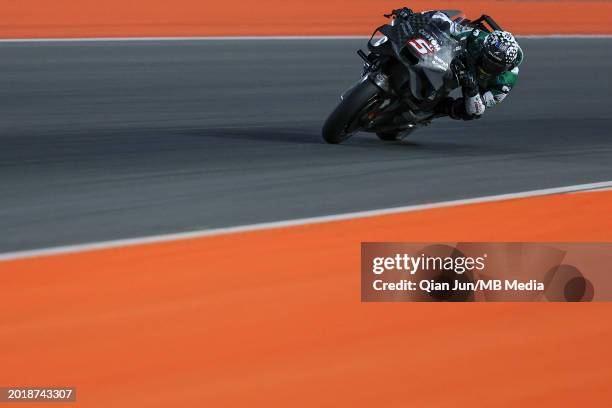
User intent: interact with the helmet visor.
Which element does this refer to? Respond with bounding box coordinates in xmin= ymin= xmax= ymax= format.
xmin=480 ymin=53 xmax=507 ymax=76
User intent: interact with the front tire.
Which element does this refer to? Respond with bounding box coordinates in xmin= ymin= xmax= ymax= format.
xmin=322 ymin=79 xmax=381 ymax=144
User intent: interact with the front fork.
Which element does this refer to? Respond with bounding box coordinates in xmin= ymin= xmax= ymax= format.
xmin=357 ymin=49 xmax=393 ymax=95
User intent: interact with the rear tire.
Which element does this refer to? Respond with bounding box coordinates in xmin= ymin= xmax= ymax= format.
xmin=376 ymin=131 xmax=400 ymax=141
xmin=377 ymin=128 xmax=416 ymax=141
xmin=322 ymin=79 xmax=381 ymax=144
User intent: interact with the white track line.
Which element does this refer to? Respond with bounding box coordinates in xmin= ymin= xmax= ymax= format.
xmin=0 ymin=35 xmax=611 ymax=43
xmin=0 ymin=181 xmax=611 ymax=262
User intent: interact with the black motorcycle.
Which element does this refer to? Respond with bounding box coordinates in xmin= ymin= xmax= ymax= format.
xmin=322 ymin=9 xmax=504 ymax=144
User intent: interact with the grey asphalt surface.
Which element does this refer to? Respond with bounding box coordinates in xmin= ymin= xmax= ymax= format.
xmin=1 ymin=38 xmax=611 ymax=252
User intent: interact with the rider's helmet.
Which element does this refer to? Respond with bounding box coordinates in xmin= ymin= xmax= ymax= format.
xmin=479 ymin=30 xmax=521 ymax=76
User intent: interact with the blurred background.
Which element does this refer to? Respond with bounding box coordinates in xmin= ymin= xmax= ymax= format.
xmin=4 ymin=0 xmax=612 ymax=37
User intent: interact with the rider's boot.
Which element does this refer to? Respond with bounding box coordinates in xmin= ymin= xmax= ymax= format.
xmin=435 ymin=97 xmax=461 ymax=119
xmin=435 ymin=97 xmax=479 ymax=121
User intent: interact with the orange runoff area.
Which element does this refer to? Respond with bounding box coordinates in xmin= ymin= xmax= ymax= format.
xmin=2 ymin=0 xmax=612 ymax=38
xmin=1 ymin=190 xmax=611 ymax=407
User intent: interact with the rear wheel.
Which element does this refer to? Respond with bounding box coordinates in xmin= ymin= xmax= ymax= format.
xmin=322 ymin=79 xmax=381 ymax=144
xmin=376 ymin=128 xmax=416 ymax=141
xmin=376 ymin=131 xmax=400 ymax=141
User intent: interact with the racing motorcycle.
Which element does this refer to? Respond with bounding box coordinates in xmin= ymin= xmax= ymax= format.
xmin=322 ymin=9 xmax=504 ymax=144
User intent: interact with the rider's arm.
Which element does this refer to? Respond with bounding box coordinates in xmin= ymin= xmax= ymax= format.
xmin=482 ymin=67 xmax=519 ymax=108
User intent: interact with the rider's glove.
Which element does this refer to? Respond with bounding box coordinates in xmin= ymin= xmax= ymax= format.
xmin=451 ymin=54 xmax=479 ymax=97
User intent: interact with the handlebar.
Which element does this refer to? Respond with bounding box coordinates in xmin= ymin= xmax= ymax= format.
xmin=384 ymin=8 xmax=413 ymax=19
xmin=468 ymin=14 xmax=505 ymax=32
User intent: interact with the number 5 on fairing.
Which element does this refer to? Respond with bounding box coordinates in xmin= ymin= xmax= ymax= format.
xmin=408 ymin=38 xmax=434 ymax=55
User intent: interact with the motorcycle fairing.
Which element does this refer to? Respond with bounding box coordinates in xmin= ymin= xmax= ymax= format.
xmin=373 ymin=13 xmax=464 ymax=101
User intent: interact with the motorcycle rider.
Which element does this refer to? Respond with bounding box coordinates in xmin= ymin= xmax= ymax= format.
xmin=396 ymin=8 xmax=524 ymax=121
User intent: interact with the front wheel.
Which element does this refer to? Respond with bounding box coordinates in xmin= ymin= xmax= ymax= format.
xmin=322 ymin=79 xmax=381 ymax=144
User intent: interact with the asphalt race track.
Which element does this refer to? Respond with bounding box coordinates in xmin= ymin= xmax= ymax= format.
xmin=1 ymin=38 xmax=611 ymax=252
